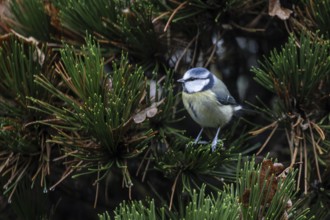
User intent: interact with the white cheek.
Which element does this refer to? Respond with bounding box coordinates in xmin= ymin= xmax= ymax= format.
xmin=185 ymin=79 xmax=209 ymax=93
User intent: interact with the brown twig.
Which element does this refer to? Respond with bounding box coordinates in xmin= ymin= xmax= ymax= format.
xmin=285 ymin=128 xmax=293 ymax=157
xmin=204 ymin=36 xmax=218 ymax=67
xmin=49 ymin=160 xmax=83 ymax=191
xmin=297 ymin=142 xmax=302 ymax=191
xmin=303 ymin=133 xmax=308 ymax=194
xmin=0 ymin=152 xmax=13 ymax=173
xmin=7 ymin=158 xmax=31 ymax=202
xmin=142 ymin=155 xmax=151 ymax=182
xmin=174 ymin=35 xmax=198 ymax=72
xmin=310 ymin=121 xmax=325 ymax=140
xmin=152 ymin=11 xmax=170 ymax=23
xmin=164 ymin=1 xmax=188 ymax=32
xmin=53 ymin=150 xmax=79 ymax=161
xmin=307 ymin=118 xmax=322 ymax=183
xmin=93 ymin=168 xmax=100 ymax=208
xmin=230 ymin=21 xmax=265 ymax=32
xmin=289 ymin=145 xmax=298 ymax=169
xmin=136 ymin=147 xmax=151 ymax=177
xmin=256 ymin=123 xmax=278 ymax=155
xmin=191 ymin=30 xmax=200 ymax=67
xmin=169 ymin=171 xmax=181 ymax=210
xmin=249 ymin=120 xmax=278 ymax=136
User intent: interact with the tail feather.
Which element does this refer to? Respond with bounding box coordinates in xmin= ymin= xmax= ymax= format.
xmin=233 ymin=105 xmax=258 ymax=117
xmin=234 ymin=105 xmax=242 ymax=112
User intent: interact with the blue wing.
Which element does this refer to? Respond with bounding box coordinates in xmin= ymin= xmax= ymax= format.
xmin=215 ymin=91 xmax=237 ymax=105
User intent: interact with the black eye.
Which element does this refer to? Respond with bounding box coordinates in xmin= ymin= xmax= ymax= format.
xmin=187 ymin=77 xmax=208 ymax=81
xmin=187 ymin=77 xmax=198 ymax=81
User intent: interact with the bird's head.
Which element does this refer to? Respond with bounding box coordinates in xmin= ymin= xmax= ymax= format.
xmin=177 ymin=67 xmax=214 ymax=93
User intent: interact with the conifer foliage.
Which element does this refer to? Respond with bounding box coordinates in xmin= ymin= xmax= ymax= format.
xmin=0 ymin=0 xmax=329 ymax=219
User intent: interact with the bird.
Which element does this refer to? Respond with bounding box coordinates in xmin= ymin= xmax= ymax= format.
xmin=177 ymin=67 xmax=242 ymax=151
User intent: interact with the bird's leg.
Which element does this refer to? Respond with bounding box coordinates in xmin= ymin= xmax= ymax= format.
xmin=211 ymin=127 xmax=221 ymax=151
xmin=194 ymin=128 xmax=204 ymax=143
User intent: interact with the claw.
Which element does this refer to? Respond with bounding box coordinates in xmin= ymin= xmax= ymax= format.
xmin=211 ymin=127 xmax=221 ymax=151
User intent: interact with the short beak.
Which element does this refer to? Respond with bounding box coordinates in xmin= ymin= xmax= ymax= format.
xmin=177 ymin=78 xmax=185 ymax=83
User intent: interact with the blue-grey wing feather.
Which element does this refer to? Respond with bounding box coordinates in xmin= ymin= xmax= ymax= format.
xmin=215 ymin=91 xmax=237 ymax=105
xmin=210 ymin=75 xmax=237 ymax=105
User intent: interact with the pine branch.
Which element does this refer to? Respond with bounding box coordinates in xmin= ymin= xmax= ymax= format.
xmin=250 ymin=34 xmax=330 ymax=192
xmin=312 ymin=1 xmax=330 ymax=38
xmin=293 ymin=1 xmax=330 ymax=39
xmin=142 ymin=70 xmax=188 ymax=144
xmin=56 ymin=0 xmax=161 ymax=68
xmin=29 ymin=36 xmax=158 ymax=194
xmin=0 ymin=35 xmax=54 ymax=201
xmin=7 ymin=0 xmax=51 ymax=41
xmin=152 ymin=0 xmax=242 ymax=26
xmin=10 ymin=177 xmax=51 ymax=220
xmin=99 ymin=156 xmax=310 ymax=220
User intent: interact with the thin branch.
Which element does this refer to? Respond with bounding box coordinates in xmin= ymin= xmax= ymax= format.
xmin=246 ymin=7 xmax=267 ymax=28
xmin=49 ymin=160 xmax=83 ymax=191
xmin=289 ymin=145 xmax=298 ymax=169
xmin=164 ymin=1 xmax=188 ymax=32
xmin=303 ymin=133 xmax=308 ymax=194
xmin=152 ymin=11 xmax=170 ymax=23
xmin=291 ymin=120 xmax=303 ymax=175
xmin=23 ymin=118 xmax=61 ymax=128
xmin=204 ymin=37 xmax=218 ymax=67
xmin=169 ymin=171 xmax=181 ymax=211
xmin=191 ymin=29 xmax=200 ymax=67
xmin=0 ymin=152 xmax=14 ymax=173
xmin=7 ymin=158 xmax=31 ymax=202
xmin=256 ymin=123 xmax=278 ymax=155
xmin=174 ymin=35 xmax=198 ymax=72
xmin=285 ymin=128 xmax=293 ymax=157
xmin=297 ymin=143 xmax=302 ymax=191
xmin=94 ymin=168 xmax=100 ymax=208
xmin=136 ymin=147 xmax=151 ymax=177
xmin=53 ymin=150 xmax=79 ymax=161
xmin=307 ymin=118 xmax=322 ymax=183
xmin=249 ymin=120 xmax=278 ymax=136
xmin=311 ymin=121 xmax=325 ymax=140
xmin=142 ymin=155 xmax=151 ymax=182
xmin=230 ymin=21 xmax=265 ymax=32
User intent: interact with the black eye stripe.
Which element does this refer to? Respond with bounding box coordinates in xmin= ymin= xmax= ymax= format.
xmin=185 ymin=77 xmax=208 ymax=82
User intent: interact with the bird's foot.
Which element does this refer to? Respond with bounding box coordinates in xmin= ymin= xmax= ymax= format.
xmin=211 ymin=139 xmax=223 ymax=152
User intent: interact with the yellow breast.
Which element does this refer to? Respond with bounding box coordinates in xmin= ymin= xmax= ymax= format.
xmin=182 ymin=90 xmax=234 ymax=128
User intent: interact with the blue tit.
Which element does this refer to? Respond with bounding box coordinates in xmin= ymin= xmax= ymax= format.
xmin=177 ymin=67 xmax=242 ymax=151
